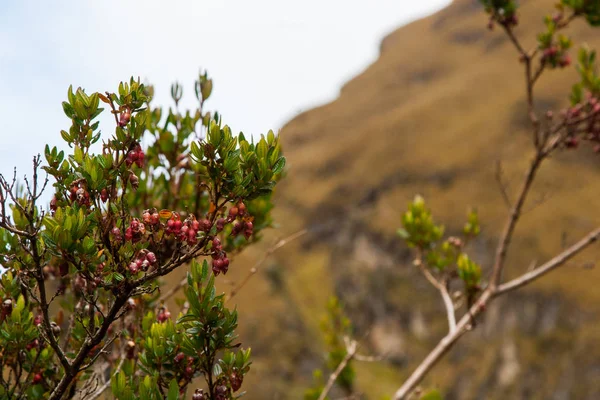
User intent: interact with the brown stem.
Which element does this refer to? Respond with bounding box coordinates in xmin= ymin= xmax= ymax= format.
xmin=489 ymin=152 xmax=543 ymax=289
xmin=48 ymin=291 xmax=131 ymax=400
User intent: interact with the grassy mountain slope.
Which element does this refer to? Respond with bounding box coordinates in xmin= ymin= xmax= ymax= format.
xmin=190 ymin=0 xmax=600 ymax=398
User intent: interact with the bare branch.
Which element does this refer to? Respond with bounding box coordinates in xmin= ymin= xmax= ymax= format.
xmin=228 ymin=229 xmax=308 ymax=301
xmin=489 ymin=153 xmax=543 ymax=289
xmin=317 ymin=340 xmax=359 ymax=400
xmin=415 ymin=258 xmax=456 ymax=333
xmin=88 ymin=354 xmax=126 ymax=400
xmin=497 ymin=227 xmax=600 ymax=294
xmin=392 ymin=225 xmax=600 ymax=399
xmin=439 ymin=284 xmax=457 ymax=333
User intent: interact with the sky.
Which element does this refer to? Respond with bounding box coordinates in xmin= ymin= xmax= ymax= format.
xmin=0 ymin=0 xmax=450 ymax=201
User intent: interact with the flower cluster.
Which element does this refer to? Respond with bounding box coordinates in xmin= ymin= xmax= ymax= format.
xmin=128 ymin=250 xmax=157 ymax=274
xmin=557 ymin=91 xmax=600 ymax=150
xmin=166 ymin=213 xmax=210 ymax=245
xmin=227 ymin=201 xmax=254 ymax=240
xmin=124 ymin=218 xmax=146 ymax=242
xmin=69 ymin=180 xmax=91 ymax=207
xmin=141 ymin=209 xmax=160 ymax=226
xmin=156 ymin=306 xmax=171 ymax=323
xmin=125 ymin=142 xmax=145 ymax=168
xmin=210 ymin=237 xmax=230 ymax=275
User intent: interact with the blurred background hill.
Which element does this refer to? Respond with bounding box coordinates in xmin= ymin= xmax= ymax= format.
xmin=210 ymin=0 xmax=600 ymax=398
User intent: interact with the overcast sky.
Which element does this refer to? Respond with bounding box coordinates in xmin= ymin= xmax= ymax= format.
xmin=0 ymin=0 xmax=450 ymax=197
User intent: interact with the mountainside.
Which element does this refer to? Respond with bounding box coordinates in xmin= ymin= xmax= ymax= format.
xmin=206 ymin=0 xmax=600 ymax=398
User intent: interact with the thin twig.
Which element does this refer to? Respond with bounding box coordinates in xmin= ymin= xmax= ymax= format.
xmin=317 ymin=340 xmax=359 ymax=400
xmin=228 ymin=229 xmax=308 ymax=301
xmin=88 ymin=355 xmax=126 ymax=400
xmin=497 ymin=227 xmax=600 ymax=294
xmin=415 ymin=258 xmax=456 ymax=333
xmin=494 ymin=160 xmax=512 ymax=209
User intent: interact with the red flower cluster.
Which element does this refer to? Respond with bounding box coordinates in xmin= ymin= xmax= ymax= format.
xmin=128 ymin=250 xmax=157 ymax=274
xmin=118 ymin=108 xmax=131 ymax=127
xmin=69 ymin=181 xmax=90 ymax=207
xmin=166 ymin=213 xmax=210 ymax=245
xmin=214 ymin=381 xmax=231 ymax=400
xmin=560 ymin=92 xmax=600 ymax=151
xmin=142 ymin=209 xmax=160 ymax=226
xmin=174 ymin=352 xmax=197 ymax=379
xmin=156 ymin=306 xmax=171 ymax=323
xmin=211 ymin=237 xmax=230 ymax=276
xmin=126 ymin=143 xmax=145 ymax=168
xmin=125 ymin=218 xmax=146 ymax=242
xmin=541 ymin=46 xmax=571 ymax=68
xmin=227 ymin=201 xmax=254 ymax=240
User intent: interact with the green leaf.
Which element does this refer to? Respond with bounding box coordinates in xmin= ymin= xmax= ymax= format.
xmin=167 ymin=379 xmax=179 ymax=400
xmin=256 ymin=138 xmax=268 ymax=159
xmin=62 ymin=102 xmax=74 ymax=118
xmin=271 ymin=157 xmax=286 ymax=175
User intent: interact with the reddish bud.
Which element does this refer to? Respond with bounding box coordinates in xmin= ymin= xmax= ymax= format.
xmin=2 ymin=299 xmax=13 ymax=315
xmin=230 ymin=370 xmax=243 ymax=391
xmin=146 ymin=252 xmax=157 ymax=265
xmin=201 ymin=218 xmax=211 ymax=232
xmin=129 ymin=174 xmax=139 ymax=190
xmin=192 ymin=389 xmax=206 ymax=400
xmin=157 ymin=308 xmax=171 ymax=323
xmin=100 ymin=188 xmax=108 ymax=203
xmin=174 ymin=352 xmax=185 ymax=363
xmin=32 ymin=373 xmax=43 ymax=385
xmin=565 ymin=137 xmax=579 ymax=148
xmin=119 ymin=110 xmax=131 ymax=127
xmin=559 ymin=54 xmax=571 ymax=68
xmin=126 ymin=340 xmax=136 ymax=359
xmin=136 ymin=151 xmax=145 ymax=168
xmin=129 ymin=262 xmax=140 ymax=274
xmin=50 ymin=196 xmax=58 ymax=213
